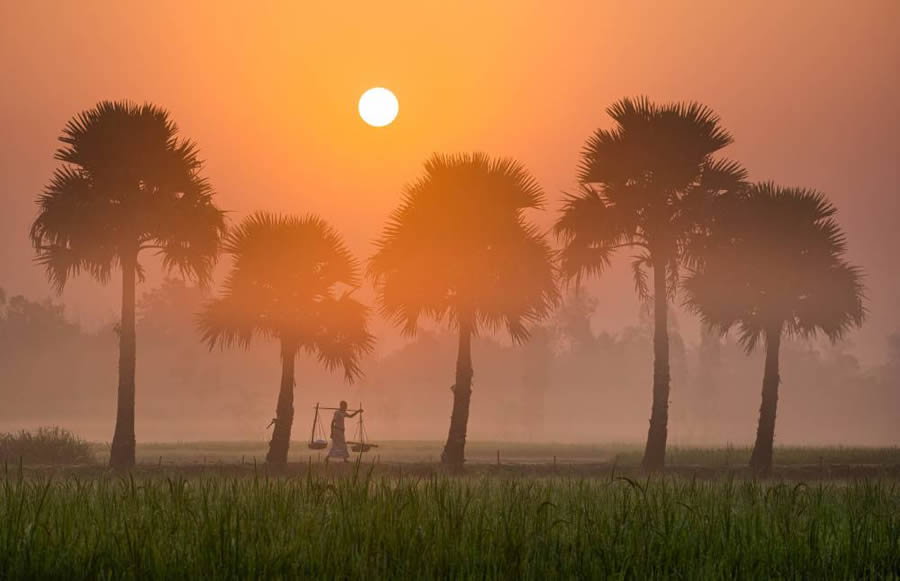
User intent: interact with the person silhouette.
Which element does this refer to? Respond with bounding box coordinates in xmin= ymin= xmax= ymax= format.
xmin=326 ymin=400 xmax=362 ymax=463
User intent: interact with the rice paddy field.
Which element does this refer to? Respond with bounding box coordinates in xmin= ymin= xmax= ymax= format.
xmin=2 ymin=442 xmax=900 ymax=579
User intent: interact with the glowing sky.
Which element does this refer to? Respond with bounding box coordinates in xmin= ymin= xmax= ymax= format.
xmin=1 ymin=1 xmax=898 ymax=360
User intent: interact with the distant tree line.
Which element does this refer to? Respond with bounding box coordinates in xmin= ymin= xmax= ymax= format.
xmin=26 ymin=99 xmax=867 ymax=474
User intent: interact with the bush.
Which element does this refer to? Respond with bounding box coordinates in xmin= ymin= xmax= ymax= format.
xmin=0 ymin=426 xmax=95 ymax=465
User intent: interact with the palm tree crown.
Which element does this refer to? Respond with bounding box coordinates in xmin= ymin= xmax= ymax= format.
xmin=556 ymin=97 xmax=746 ymax=293
xmin=684 ymin=182 xmax=865 ymax=348
xmin=198 ymin=212 xmax=374 ymax=380
xmin=369 ymin=152 xmax=558 ymax=341
xmin=30 ymin=100 xmax=225 ymax=290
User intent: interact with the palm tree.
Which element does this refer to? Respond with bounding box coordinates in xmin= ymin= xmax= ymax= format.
xmin=683 ymin=183 xmax=865 ymax=475
xmin=197 ymin=212 xmax=374 ymax=465
xmin=369 ymin=153 xmax=558 ymax=468
xmin=554 ymin=97 xmax=746 ymax=470
xmin=30 ymin=101 xmax=225 ymax=468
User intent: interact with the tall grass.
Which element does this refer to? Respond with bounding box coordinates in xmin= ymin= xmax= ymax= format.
xmin=1 ymin=468 xmax=898 ymax=579
xmin=0 ymin=427 xmax=95 ymax=465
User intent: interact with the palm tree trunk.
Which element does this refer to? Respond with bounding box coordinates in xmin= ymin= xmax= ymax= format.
xmin=266 ymin=339 xmax=296 ymax=465
xmin=642 ymin=258 xmax=670 ymax=471
xmin=750 ymin=325 xmax=782 ymax=476
xmin=109 ymin=256 xmax=137 ymax=469
xmin=441 ymin=318 xmax=474 ymax=468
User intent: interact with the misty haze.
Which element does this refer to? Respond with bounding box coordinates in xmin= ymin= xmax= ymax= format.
xmin=2 ymin=280 xmax=898 ymax=447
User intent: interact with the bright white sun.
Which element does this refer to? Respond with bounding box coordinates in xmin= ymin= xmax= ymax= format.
xmin=358 ymin=87 xmax=398 ymax=127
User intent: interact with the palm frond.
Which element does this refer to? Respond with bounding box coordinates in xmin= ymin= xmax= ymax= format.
xmin=563 ymin=96 xmax=739 ymax=305
xmin=696 ymin=157 xmax=749 ymax=193
xmin=421 ymin=152 xmax=545 ymax=210
xmin=30 ymin=166 xmax=118 ymax=291
xmin=471 ymin=220 xmax=559 ymax=344
xmin=196 ymin=294 xmax=259 ymax=350
xmin=682 ymin=182 xmax=866 ymax=352
xmin=32 ymin=100 xmax=224 ymax=292
xmin=369 ymin=153 xmax=557 ymax=340
xmin=555 ymin=187 xmax=632 ymax=283
xmin=200 ymin=212 xmax=372 ymax=382
xmin=309 ymin=293 xmax=376 ymax=382
xmin=631 ymin=254 xmax=651 ymax=300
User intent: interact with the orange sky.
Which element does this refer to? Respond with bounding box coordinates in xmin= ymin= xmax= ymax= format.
xmin=2 ymin=1 xmax=898 ymax=361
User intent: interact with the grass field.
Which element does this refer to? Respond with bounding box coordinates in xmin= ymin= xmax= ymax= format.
xmin=3 ymin=442 xmax=900 ymax=579
xmin=1 ymin=465 xmax=899 ymax=579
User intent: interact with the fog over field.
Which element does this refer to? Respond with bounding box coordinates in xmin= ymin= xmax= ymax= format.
xmin=2 ymin=280 xmax=897 ymax=446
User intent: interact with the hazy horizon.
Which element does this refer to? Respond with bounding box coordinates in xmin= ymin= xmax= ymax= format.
xmin=2 ymin=279 xmax=897 ymax=446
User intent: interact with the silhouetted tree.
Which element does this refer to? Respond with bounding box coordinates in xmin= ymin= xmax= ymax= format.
xmin=0 ymin=292 xmax=79 ymax=351
xmin=369 ymin=153 xmax=558 ymax=467
xmin=553 ymin=290 xmax=598 ymax=354
xmin=555 ymin=97 xmax=746 ymax=469
xmin=137 ymin=279 xmax=210 ymax=391
xmin=197 ymin=213 xmax=374 ymax=465
xmin=684 ymin=183 xmax=865 ymax=475
xmin=693 ymin=324 xmax=723 ymax=432
xmin=138 ymin=278 xmax=207 ymax=342
xmin=29 ymin=101 xmax=225 ymax=468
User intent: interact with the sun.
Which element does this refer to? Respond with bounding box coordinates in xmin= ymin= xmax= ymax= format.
xmin=358 ymin=87 xmax=398 ymax=127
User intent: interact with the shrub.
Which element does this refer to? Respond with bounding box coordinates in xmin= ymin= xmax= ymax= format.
xmin=0 ymin=426 xmax=95 ymax=465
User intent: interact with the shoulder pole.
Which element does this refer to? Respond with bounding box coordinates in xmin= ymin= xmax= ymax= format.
xmin=310 ymin=402 xmax=319 ymax=443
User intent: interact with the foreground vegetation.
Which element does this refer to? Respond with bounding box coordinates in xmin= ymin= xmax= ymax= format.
xmin=0 ymin=427 xmax=95 ymax=465
xmin=1 ymin=468 xmax=898 ymax=579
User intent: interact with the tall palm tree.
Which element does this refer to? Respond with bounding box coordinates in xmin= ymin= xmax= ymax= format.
xmin=683 ymin=183 xmax=865 ymax=475
xmin=369 ymin=153 xmax=558 ymax=468
xmin=30 ymin=101 xmax=225 ymax=468
xmin=197 ymin=212 xmax=374 ymax=465
xmin=554 ymin=97 xmax=746 ymax=470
